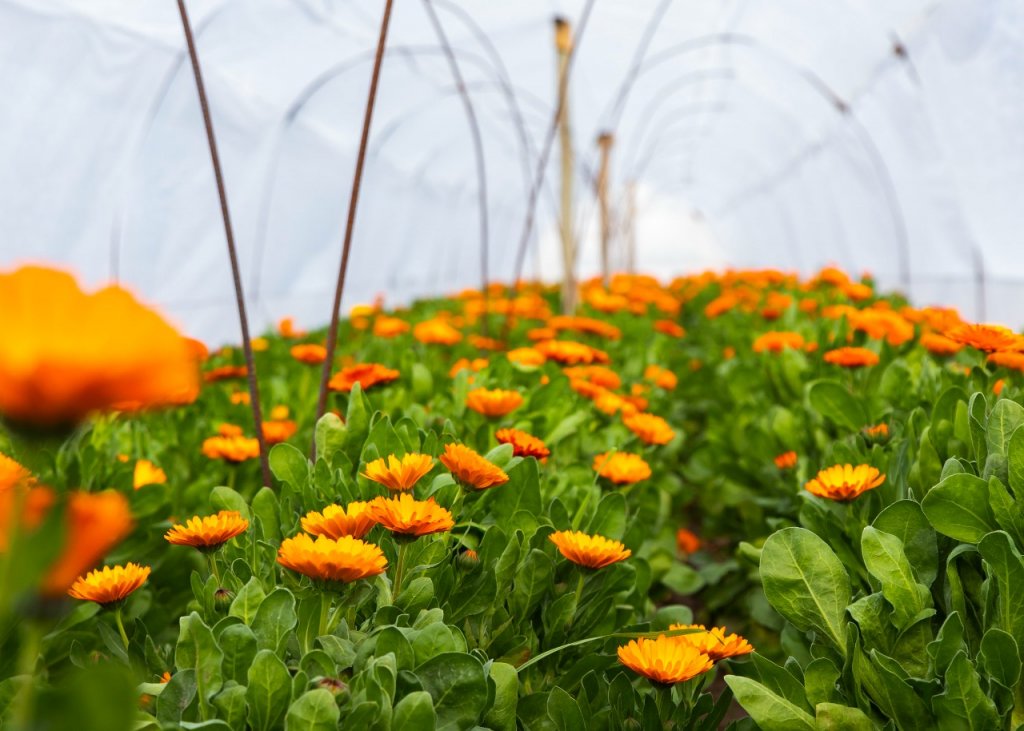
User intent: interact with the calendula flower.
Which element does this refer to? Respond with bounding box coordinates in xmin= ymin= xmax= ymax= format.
xmin=0 ymin=476 xmax=54 ymax=551
xmin=563 ymin=365 xmax=622 ymax=390
xmin=654 ymin=320 xmax=685 ymax=338
xmin=133 ymin=460 xmax=166 ymax=489
xmin=204 ymin=365 xmax=248 ymax=383
xmin=262 ymin=419 xmax=298 ymax=445
xmin=644 ymin=364 xmax=678 ymax=390
xmin=805 ymin=464 xmax=885 ymax=501
xmin=987 ymin=351 xmax=1024 ymax=372
xmin=278 ymin=317 xmax=306 ymax=338
xmin=373 ymin=315 xmax=410 ymax=338
xmin=994 ymin=379 xmax=1006 ymax=396
xmin=362 ymin=454 xmax=434 ymax=491
xmin=617 ymin=635 xmax=713 ymax=684
xmin=496 ymin=428 xmax=550 ymax=460
xmin=676 ymin=528 xmax=701 ymax=555
xmin=291 ymin=344 xmax=327 ymax=365
xmin=548 ymin=530 xmax=631 ymax=569
xmin=920 ymin=332 xmax=963 ymax=356
xmin=774 ymin=451 xmax=798 ymax=469
xmin=277 ymin=533 xmax=387 ymax=583
xmin=165 ymin=510 xmax=249 ymax=551
xmin=527 ymin=327 xmax=557 ymax=341
xmin=548 ymin=315 xmax=621 ymax=340
xmin=301 ymin=502 xmax=376 ymax=540
xmin=229 ymin=391 xmax=251 ymax=405
xmin=439 ymin=443 xmax=509 ymax=489
xmin=449 ymin=358 xmax=488 ymax=379
xmin=367 ymin=494 xmax=454 ymax=536
xmin=466 ymin=388 xmax=523 ymax=418
xmin=945 ymin=323 xmax=1022 ymax=352
xmin=413 ymin=318 xmax=462 ymax=345
xmin=0 ymin=266 xmax=199 ymax=426
xmin=535 ymin=340 xmax=609 ymax=365
xmin=43 ymin=490 xmax=134 ymax=595
xmin=823 ymin=347 xmax=880 ymax=368
xmin=593 ymin=452 xmax=651 ymax=484
xmin=328 ymin=363 xmax=400 ymax=392
xmin=68 ymin=563 xmax=151 ymax=605
xmin=469 ymin=335 xmax=503 ymax=351
xmin=251 ymin=338 xmax=269 ymax=352
xmin=507 ymin=347 xmax=546 ymax=367
xmin=669 ymin=624 xmax=754 ymax=661
xmin=0 ymin=453 xmax=31 ymax=492
xmin=270 ymin=405 xmax=290 ymax=420
xmin=753 ymin=331 xmax=806 ymax=354
xmin=594 ymin=391 xmax=640 ymax=417
xmin=864 ymin=423 xmax=889 ymax=440
xmin=201 ymin=434 xmax=260 ymax=462
xmin=623 ymin=412 xmax=675 ymax=445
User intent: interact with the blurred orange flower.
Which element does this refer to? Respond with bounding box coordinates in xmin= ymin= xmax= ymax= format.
xmin=439 ymin=443 xmax=509 ymax=489
xmin=496 ymin=428 xmax=550 ymax=460
xmin=201 ymin=434 xmax=260 ymax=462
xmin=753 ymin=331 xmax=805 ymax=354
xmin=623 ymin=412 xmax=675 ymax=445
xmin=920 ymin=332 xmax=964 ymax=356
xmin=466 ymin=388 xmax=523 ymax=417
xmin=988 ymin=351 xmax=1024 ymax=372
xmin=563 ymin=365 xmax=622 ymax=390
xmin=946 ymin=323 xmax=1022 ymax=352
xmin=204 ymin=365 xmax=247 ymax=383
xmin=864 ymin=423 xmax=889 ymax=440
xmin=278 ymin=317 xmax=306 ymax=338
xmin=669 ymin=623 xmax=754 ymax=661
xmin=291 ymin=344 xmax=327 ymax=365
xmin=362 ymin=454 xmax=434 ymax=491
xmin=373 ymin=315 xmax=410 ymax=338
xmin=262 ymin=419 xmax=298 ymax=445
xmin=823 ymin=347 xmax=880 ymax=368
xmin=328 ymin=363 xmax=399 ymax=392
xmin=413 ymin=319 xmax=462 ymax=345
xmin=654 ymin=320 xmax=685 ymax=338
xmin=535 ymin=340 xmax=609 ymax=365
xmin=449 ymin=358 xmax=488 ymax=378
xmin=593 ymin=451 xmax=651 ymax=484
xmin=42 ymin=490 xmax=134 ymax=595
xmin=133 ymin=460 xmax=166 ymax=489
xmin=506 ymin=347 xmax=547 ymax=367
xmin=549 ymin=530 xmax=631 ymax=569
xmin=676 ymin=528 xmax=701 ymax=555
xmin=644 ymin=364 xmax=678 ymax=390
xmin=773 ymin=451 xmax=798 ymax=469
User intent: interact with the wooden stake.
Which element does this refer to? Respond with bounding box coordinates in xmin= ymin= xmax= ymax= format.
xmin=595 ymin=131 xmax=614 ymax=287
xmin=554 ymin=17 xmax=576 ymax=315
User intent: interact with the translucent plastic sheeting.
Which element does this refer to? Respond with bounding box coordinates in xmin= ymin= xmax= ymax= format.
xmin=0 ymin=0 xmax=1022 ymax=343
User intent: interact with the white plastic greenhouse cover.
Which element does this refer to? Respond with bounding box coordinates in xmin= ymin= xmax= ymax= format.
xmin=1 ymin=0 xmax=1022 ymax=343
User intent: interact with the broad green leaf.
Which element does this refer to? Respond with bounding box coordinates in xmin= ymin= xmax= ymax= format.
xmin=252 ymin=588 xmax=297 ymax=655
xmin=392 ymin=691 xmax=436 ymax=730
xmin=213 ymin=685 xmax=247 ymax=728
xmin=219 ymin=624 xmax=258 ymax=686
xmin=931 ymin=651 xmax=999 ymax=730
xmin=1008 ymin=426 xmax=1024 ymax=495
xmin=725 ymin=676 xmax=815 ymax=731
xmin=210 ymin=486 xmax=250 ymax=519
xmin=586 ymin=492 xmax=626 ymax=540
xmin=251 ymin=487 xmax=280 ymax=543
xmin=246 ymin=650 xmax=291 ymax=731
xmin=977 ymin=531 xmax=1024 ymax=650
xmin=269 ymin=443 xmax=309 ymax=490
xmin=872 ymin=500 xmax=938 ymax=586
xmin=547 ymin=687 xmax=586 ymax=731
xmin=284 ymin=689 xmax=340 ymax=731
xmin=156 ymin=669 xmax=197 ymax=726
xmin=808 ymin=380 xmax=868 ymax=432
xmin=760 ymin=528 xmax=850 ymax=652
xmin=921 ymin=473 xmax=996 ymax=542
xmin=854 ymin=648 xmax=933 ymax=731
xmin=175 ymin=613 xmax=223 ymax=715
xmin=987 ymin=399 xmax=1024 ymax=462
xmin=229 ymin=578 xmax=266 ymax=624
xmin=509 ymin=549 xmax=554 ymax=619
xmin=928 ymin=612 xmax=966 ymax=677
xmin=979 ymin=628 xmax=1021 ymax=687
xmin=482 ymin=662 xmax=518 ymax=731
xmin=415 ymin=653 xmax=488 ymax=731
xmin=814 ymin=703 xmax=873 ymax=730
xmin=860 ymin=526 xmax=931 ymax=629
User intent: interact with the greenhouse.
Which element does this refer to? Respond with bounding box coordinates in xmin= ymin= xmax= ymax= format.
xmin=2 ymin=1 xmax=1023 ymax=729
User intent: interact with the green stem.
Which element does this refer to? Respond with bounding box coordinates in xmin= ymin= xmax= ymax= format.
xmin=318 ymin=591 xmax=332 ymax=637
xmin=571 ymin=572 xmax=586 ymax=620
xmin=113 ymin=605 xmax=130 ymax=649
xmin=207 ymin=553 xmax=223 ymax=588
xmin=655 ymin=684 xmax=674 ymax=727
xmin=393 ymin=542 xmax=410 ymax=601
xmin=515 ymin=627 xmax=701 ymax=674
xmin=11 ymin=620 xmax=42 ymax=730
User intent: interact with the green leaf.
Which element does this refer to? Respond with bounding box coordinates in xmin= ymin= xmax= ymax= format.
xmin=872 ymin=500 xmax=938 ymax=586
xmin=1008 ymin=426 xmax=1024 ymax=495
xmin=931 ymin=651 xmax=999 ymax=730
xmin=860 ymin=526 xmax=931 ymax=629
xmin=213 ymin=685 xmax=247 ymax=728
xmin=284 ymin=689 xmax=340 ymax=731
xmin=854 ymin=648 xmax=933 ymax=731
xmin=544 ymin=411 xmax=589 ymax=446
xmin=210 ymin=486 xmax=250 ymax=519
xmin=156 ymin=669 xmax=197 ymax=726
xmin=814 ymin=703 xmax=873 ymax=730
xmin=415 ymin=653 xmax=488 ymax=731
xmin=411 ymin=363 xmax=434 ymax=402
xmin=586 ymin=492 xmax=627 ymax=540
xmin=760 ymin=528 xmax=850 ymax=653
xmin=725 ymin=676 xmax=815 ymax=731
xmin=977 ymin=531 xmax=1024 ymax=651
xmin=482 ymin=662 xmax=518 ymax=731
xmin=921 ymin=473 xmax=997 ymax=542
xmin=252 ymin=588 xmax=297 ymax=655
xmin=392 ymin=691 xmax=436 ymax=730
xmin=269 ymin=443 xmax=310 ymax=490
xmin=342 ymin=383 xmax=373 ymax=465
xmin=928 ymin=612 xmax=966 ymax=677
xmin=808 ymin=380 xmax=868 ymax=432
xmin=487 ymin=458 xmax=541 ymax=519
xmin=987 ymin=399 xmax=1024 ymax=462
xmin=251 ymin=487 xmax=280 ymax=543
xmin=229 ymin=578 xmax=266 ymax=624
xmin=509 ymin=549 xmax=554 ymax=619
xmin=547 ymin=687 xmax=586 ymax=731
xmin=175 ymin=613 xmax=224 ymax=715
xmin=219 ymin=624 xmax=258 ymax=686
xmin=314 ymin=413 xmax=346 ymax=464
xmin=979 ymin=628 xmax=1021 ymax=687
xmin=246 ymin=650 xmax=291 ymax=731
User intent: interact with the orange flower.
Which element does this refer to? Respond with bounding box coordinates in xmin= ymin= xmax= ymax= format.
xmin=413 ymin=318 xmax=462 ymax=345
xmin=42 ymin=490 xmax=134 ymax=595
xmin=466 ymin=388 xmax=523 ymax=417
xmin=617 ymin=635 xmax=713 ymax=684
xmin=277 ymin=533 xmax=387 ymax=583
xmin=496 ymin=428 xmax=550 ymax=460
xmin=68 ymin=563 xmax=150 ymax=605
xmin=704 ymin=294 xmax=738 ymax=318
xmin=920 ymin=332 xmax=964 ymax=356
xmin=201 ymin=434 xmax=260 ymax=462
xmin=328 ymin=363 xmax=400 ymax=392
xmin=0 ymin=266 xmax=199 ymax=426
xmin=654 ymin=320 xmax=685 ymax=338
xmin=278 ymin=317 xmax=306 ymax=338
xmin=676 ymin=528 xmax=701 ymax=555
xmin=644 ymin=364 xmax=678 ymax=390
xmin=362 ymin=454 xmax=434 ymax=491
xmin=549 ymin=530 xmax=631 ymax=569
xmin=753 ymin=331 xmax=805 ymax=354
xmin=995 ymin=378 xmax=1006 ymax=396
xmin=988 ymin=351 xmax=1024 ymax=372
xmin=864 ymin=423 xmax=889 ymax=440
xmin=262 ymin=419 xmax=298 ymax=445
xmin=373 ymin=315 xmax=410 ymax=338
xmin=946 ymin=323 xmax=1022 ymax=352
xmin=251 ymin=338 xmax=269 ymax=352
xmin=0 ymin=464 xmax=53 ymax=551
xmin=563 ymin=365 xmax=622 ymax=390
xmin=469 ymin=335 xmax=503 ymax=351
xmin=569 ymin=378 xmax=609 ymax=401
xmin=527 ymin=327 xmax=557 ymax=341
xmin=439 ymin=443 xmax=509 ymax=489
xmin=449 ymin=358 xmax=488 ymax=378
xmin=774 ymin=451 xmax=798 ymax=469
xmin=367 ymin=494 xmax=454 ymax=536
xmin=507 ymin=347 xmax=546 ymax=367
xmin=270 ymin=405 xmax=290 ymax=420
xmin=535 ymin=340 xmax=610 ymax=365
xmin=594 ymin=391 xmax=640 ymax=417
xmin=823 ymin=347 xmax=879 ymax=368
xmin=593 ymin=452 xmax=651 ymax=484
xmin=133 ymin=460 xmax=166 ymax=489
xmin=291 ymin=344 xmax=327 ymax=365
xmin=301 ymin=502 xmax=376 ymax=540
xmin=805 ymin=464 xmax=885 ymax=501
xmin=548 ymin=315 xmax=621 ymax=340
xmin=204 ymin=365 xmax=247 ymax=383
xmin=229 ymin=391 xmax=251 ymax=405
xmin=623 ymin=412 xmax=675 ymax=445
xmin=165 ymin=510 xmax=249 ymax=550
xmin=0 ymin=453 xmax=32 ymax=492
xmin=669 ymin=624 xmax=754 ymax=661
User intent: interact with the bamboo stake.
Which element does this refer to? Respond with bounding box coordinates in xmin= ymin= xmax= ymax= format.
xmin=176 ymin=0 xmax=271 ymax=487
xmin=554 ymin=17 xmax=576 ymax=315
xmin=595 ymin=131 xmax=613 ymax=287
xmin=625 ymin=180 xmax=638 ymax=274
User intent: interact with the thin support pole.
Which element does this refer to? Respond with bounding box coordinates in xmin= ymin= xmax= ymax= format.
xmin=176 ymin=0 xmax=271 ymax=487
xmin=555 ymin=17 xmax=576 ymax=315
xmin=595 ymin=131 xmax=613 ymax=287
xmin=625 ymin=180 xmax=638 ymax=274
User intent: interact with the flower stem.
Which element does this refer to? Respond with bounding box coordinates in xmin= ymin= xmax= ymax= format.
xmin=393 ymin=542 xmax=410 ymax=601
xmin=114 ymin=605 xmax=130 ymax=650
xmin=318 ymin=591 xmax=331 ymax=637
xmin=572 ymin=572 xmax=586 ymax=617
xmin=11 ymin=620 xmax=42 ymax=729
xmin=207 ymin=553 xmax=223 ymax=588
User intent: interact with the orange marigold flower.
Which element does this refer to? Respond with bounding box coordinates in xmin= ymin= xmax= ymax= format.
xmin=527 ymin=327 xmax=558 ymax=341
xmin=496 ymin=428 xmax=550 ymax=460
xmin=654 ymin=320 xmax=686 ymax=338
xmin=413 ymin=318 xmax=462 ymax=345
xmin=250 ymin=338 xmax=269 ymax=352
xmin=439 ymin=443 xmax=509 ymax=489
xmin=449 ymin=358 xmax=488 ymax=378
xmin=535 ymin=340 xmax=609 ymax=365
xmin=623 ymin=412 xmax=675 ymax=445
xmin=676 ymin=528 xmax=701 ymax=555
xmin=594 ymin=391 xmax=640 ymax=417
xmin=201 ymin=434 xmax=260 ymax=462
xmin=229 ymin=391 xmax=251 ymax=405
xmin=563 ymin=365 xmax=622 ymax=390
xmin=184 ymin=337 xmax=209 ymax=362
xmin=774 ymin=451 xmax=798 ymax=469
xmin=134 ymin=459 xmax=166 ymax=489
xmin=945 ymin=323 xmax=1022 ymax=352
xmin=277 ymin=533 xmax=387 ymax=583
xmin=507 ymin=347 xmax=547 ymax=367
xmin=165 ymin=510 xmax=249 ymax=550
xmin=367 ymin=494 xmax=454 ymax=536
xmin=920 ymin=332 xmax=964 ymax=356
xmin=0 ymin=266 xmax=199 ymax=426
xmin=68 ymin=562 xmax=150 ymax=605
xmin=262 ymin=419 xmax=298 ymax=445
xmin=823 ymin=347 xmax=880 ymax=368
xmin=864 ymin=423 xmax=889 ymax=440
xmin=301 ymin=502 xmax=376 ymax=540
xmin=995 ymin=378 xmax=1006 ymax=396
xmin=0 ymin=462 xmax=53 ymax=551
xmin=549 ymin=530 xmax=631 ymax=569
xmin=704 ymin=294 xmax=738 ymax=318
xmin=466 ymin=388 xmax=523 ymax=418
xmin=753 ymin=331 xmax=806 ymax=354
xmin=987 ymin=351 xmax=1024 ymax=372
xmin=805 ymin=464 xmax=885 ymax=501
xmin=548 ymin=315 xmax=621 ymax=340
xmin=373 ymin=315 xmax=410 ymax=338
xmin=593 ymin=452 xmax=651 ymax=484
xmin=278 ymin=317 xmax=306 ymax=338
xmin=644 ymin=364 xmax=678 ymax=390
xmin=43 ymin=490 xmax=134 ymax=595
xmin=204 ymin=365 xmax=248 ymax=383
xmin=617 ymin=635 xmax=713 ymax=684
xmin=218 ymin=423 xmax=243 ymax=437
xmin=469 ymin=335 xmax=503 ymax=351
xmin=270 ymin=405 xmax=290 ymax=420
xmin=362 ymin=454 xmax=434 ymax=491
xmin=669 ymin=624 xmax=754 ymax=661
xmin=568 ymin=378 xmax=609 ymax=401
xmin=328 ymin=363 xmax=400 ymax=392
xmin=0 ymin=453 xmax=32 ymax=492
xmin=799 ymin=298 xmax=819 ymax=314
xmin=723 ymin=346 xmax=736 ymax=360
xmin=291 ymin=344 xmax=327 ymax=365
